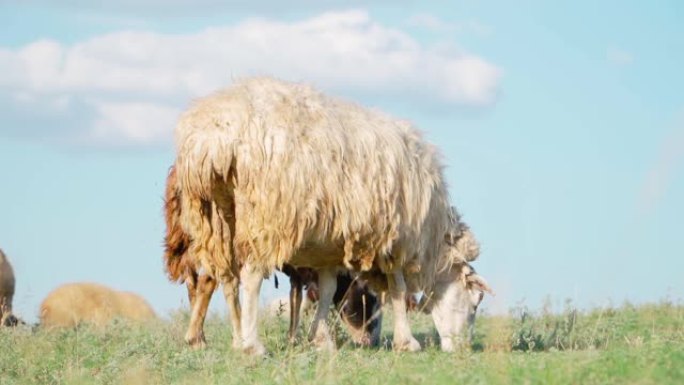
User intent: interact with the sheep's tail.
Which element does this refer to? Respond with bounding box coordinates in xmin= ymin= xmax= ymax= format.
xmin=174 ymin=130 xmax=237 ymax=279
xmin=163 ymin=165 xmax=191 ymax=283
xmin=175 ymin=130 xmax=235 ymax=200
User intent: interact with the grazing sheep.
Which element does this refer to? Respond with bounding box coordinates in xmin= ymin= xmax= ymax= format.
xmin=0 ymin=249 xmax=16 ymax=326
xmin=39 ymin=283 xmax=156 ymax=328
xmin=278 ymin=267 xmax=383 ymax=347
xmin=363 ymin=220 xmax=492 ymax=351
xmin=331 ymin=272 xmax=383 ymax=347
xmin=278 ymin=266 xmax=382 ymax=347
xmin=266 ymin=272 xmax=383 ymax=347
xmin=174 ymin=77 xmax=491 ymax=354
xmin=164 ymin=166 xmax=382 ymax=348
xmin=422 ymin=262 xmax=492 ymax=348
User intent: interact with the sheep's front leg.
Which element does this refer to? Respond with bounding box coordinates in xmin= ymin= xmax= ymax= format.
xmin=387 ymin=271 xmax=421 ymax=351
xmin=184 ymin=274 xmax=217 ymax=349
xmin=240 ymin=263 xmax=266 ymax=355
xmin=308 ymin=268 xmax=336 ymax=351
xmin=222 ymin=277 xmax=242 ymax=350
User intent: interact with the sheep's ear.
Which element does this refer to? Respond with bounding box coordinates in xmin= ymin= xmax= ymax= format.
xmin=466 ymin=274 xmax=495 ymax=296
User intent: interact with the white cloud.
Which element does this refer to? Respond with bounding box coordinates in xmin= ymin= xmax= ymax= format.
xmin=0 ymin=10 xmax=501 ymax=146
xmin=407 ymin=14 xmax=456 ymax=32
xmin=607 ymin=47 xmax=634 ymax=66
xmin=90 ymin=101 xmax=180 ymax=144
xmin=407 ymin=14 xmax=493 ymax=37
xmin=8 ymin=0 xmax=412 ymax=15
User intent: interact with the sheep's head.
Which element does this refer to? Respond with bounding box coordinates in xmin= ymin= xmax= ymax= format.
xmin=334 ymin=275 xmax=383 ymax=347
xmin=420 ymin=262 xmax=493 ymax=351
xmin=423 ymin=210 xmax=492 ymax=352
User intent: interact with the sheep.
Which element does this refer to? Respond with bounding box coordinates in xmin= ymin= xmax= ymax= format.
xmin=173 ymin=77 xmax=491 ymax=354
xmin=0 ymin=248 xmax=16 ymax=326
xmin=164 ymin=165 xmax=382 ymax=348
xmin=329 ymin=272 xmax=383 ymax=347
xmin=279 ymin=266 xmax=383 ymax=347
xmin=39 ymin=282 xmax=156 ymax=328
xmin=279 ymin=267 xmax=383 ymax=347
xmin=266 ymin=272 xmax=383 ymax=347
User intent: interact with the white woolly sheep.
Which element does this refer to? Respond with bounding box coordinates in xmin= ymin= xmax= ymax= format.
xmin=173 ymin=77 xmax=491 ymax=354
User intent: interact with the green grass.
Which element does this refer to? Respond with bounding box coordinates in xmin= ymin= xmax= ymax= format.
xmin=1 ymin=300 xmax=682 ymax=385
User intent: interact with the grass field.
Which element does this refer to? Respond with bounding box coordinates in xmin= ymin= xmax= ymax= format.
xmin=1 ymin=300 xmax=682 ymax=385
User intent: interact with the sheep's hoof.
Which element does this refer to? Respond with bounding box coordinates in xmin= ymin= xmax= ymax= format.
xmin=311 ymin=333 xmax=336 ymax=352
xmin=185 ymin=333 xmax=207 ymax=350
xmin=440 ymin=340 xmax=455 ymax=352
xmin=394 ymin=337 xmax=421 ymax=352
xmin=314 ymin=338 xmax=336 ymax=353
xmin=243 ymin=341 xmax=267 ymax=356
xmin=351 ymin=332 xmax=373 ymax=347
xmin=231 ymin=338 xmax=243 ymax=350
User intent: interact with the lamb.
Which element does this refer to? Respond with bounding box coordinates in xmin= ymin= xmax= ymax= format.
xmin=173 ymin=77 xmax=492 ymax=354
xmin=266 ymin=271 xmax=383 ymax=347
xmin=279 ymin=266 xmax=383 ymax=347
xmin=39 ymin=282 xmax=156 ymax=328
xmin=0 ymin=249 xmax=17 ymax=327
xmin=164 ymin=165 xmax=382 ymax=348
xmin=329 ymin=272 xmax=383 ymax=347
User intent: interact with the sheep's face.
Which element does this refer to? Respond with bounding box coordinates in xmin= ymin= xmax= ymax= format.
xmin=308 ymin=273 xmax=383 ymax=347
xmin=421 ymin=263 xmax=493 ymax=352
xmin=335 ymin=276 xmax=383 ymax=347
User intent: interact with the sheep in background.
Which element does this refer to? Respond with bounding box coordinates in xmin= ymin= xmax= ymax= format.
xmin=174 ymin=77 xmax=491 ymax=354
xmin=0 ymin=248 xmax=17 ymax=327
xmin=39 ymin=282 xmax=156 ymax=328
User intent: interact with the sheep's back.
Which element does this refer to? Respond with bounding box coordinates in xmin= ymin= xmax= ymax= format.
xmin=175 ymin=77 xmax=451 ymax=275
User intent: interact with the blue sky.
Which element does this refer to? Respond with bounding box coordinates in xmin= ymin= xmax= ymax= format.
xmin=1 ymin=1 xmax=682 ymax=322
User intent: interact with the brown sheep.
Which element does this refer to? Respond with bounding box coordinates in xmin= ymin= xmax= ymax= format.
xmin=0 ymin=248 xmax=16 ymax=326
xmin=39 ymin=282 xmax=156 ymax=328
xmin=164 ymin=165 xmax=382 ymax=348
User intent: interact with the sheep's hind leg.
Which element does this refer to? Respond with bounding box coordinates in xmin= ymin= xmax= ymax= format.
xmin=222 ymin=276 xmax=242 ymax=350
xmin=185 ymin=274 xmax=217 ymax=349
xmin=388 ymin=271 xmax=421 ymax=352
xmin=308 ymin=267 xmax=337 ymax=352
xmin=240 ymin=263 xmax=266 ymax=356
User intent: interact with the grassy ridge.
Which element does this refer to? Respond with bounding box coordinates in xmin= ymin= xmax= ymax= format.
xmin=1 ymin=301 xmax=682 ymax=385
